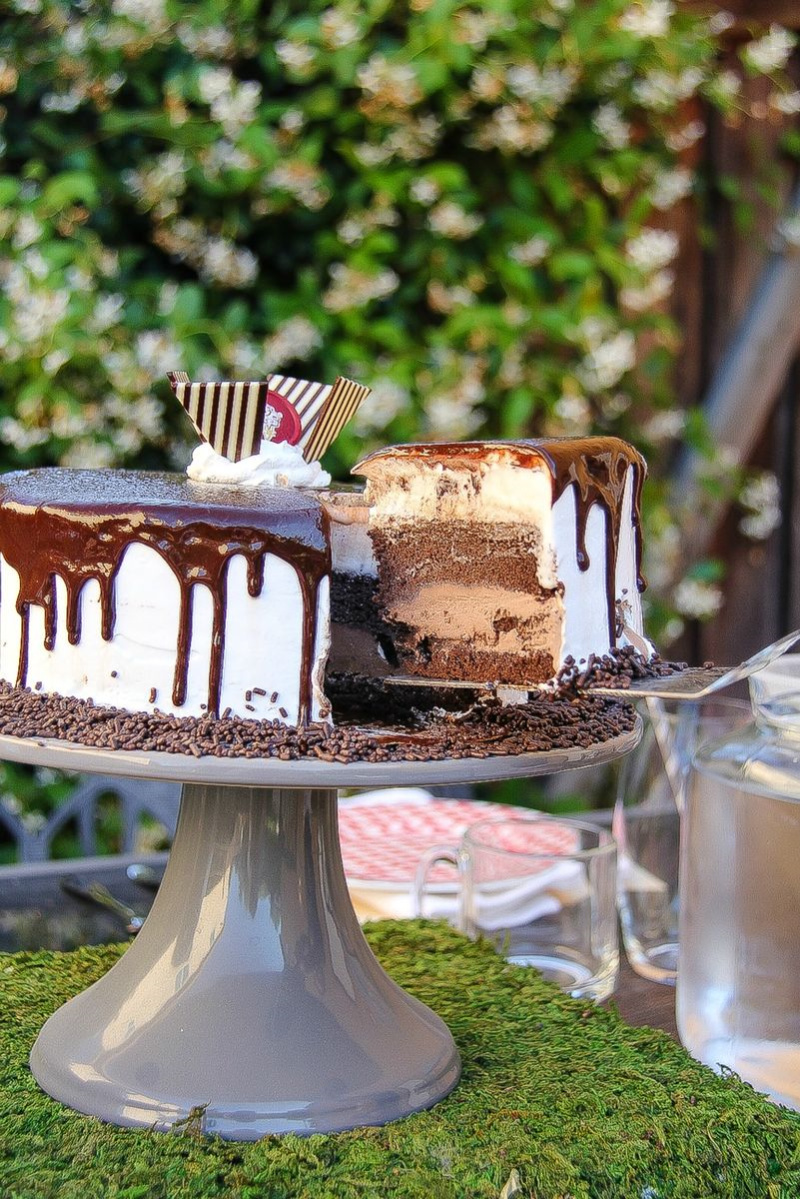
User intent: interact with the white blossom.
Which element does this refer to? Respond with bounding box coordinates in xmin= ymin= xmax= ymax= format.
xmin=428 ymin=201 xmax=483 ymax=239
xmin=262 ymin=316 xmax=322 ymax=370
xmin=778 ymin=213 xmax=800 ymax=248
xmin=553 ymin=392 xmax=591 ymax=434
xmin=650 ymin=167 xmax=693 ymax=210
xmin=425 ymin=393 xmax=483 ymax=437
xmin=357 ymin=55 xmax=422 ymax=108
xmin=0 ymin=417 xmax=49 ymax=451
xmin=322 ymin=264 xmax=400 ymax=313
xmin=426 ymin=280 xmax=475 ymax=313
xmin=89 ymin=293 xmax=125 ymax=333
xmin=203 ymin=140 xmax=255 ymax=176
xmin=213 ymin=80 xmax=261 ymax=135
xmin=123 ymin=150 xmax=187 ymax=209
xmin=509 ymin=235 xmax=549 ymax=266
xmin=644 ymin=409 xmax=685 ymax=441
xmin=470 ymin=66 xmax=505 ymax=102
xmin=621 ymin=268 xmax=675 ymax=312
xmin=42 ymin=349 xmax=68 ymax=375
xmin=279 ymin=109 xmax=305 ymax=134
xmin=673 ymin=578 xmax=724 ymax=620
xmin=739 ymin=472 xmax=781 ymax=540
xmin=135 ymin=330 xmax=183 ymax=376
xmin=12 ymin=215 xmax=42 ymax=249
xmin=666 ymin=120 xmax=706 ymax=152
xmin=275 ymin=40 xmax=317 ymax=75
xmin=578 ymin=331 xmax=636 ymax=390
xmin=743 ymin=26 xmax=796 ymax=74
xmin=158 ymin=282 xmax=178 ymax=314
xmin=61 ymin=440 xmax=117 ymax=469
xmin=625 ymin=228 xmax=679 ymax=272
xmin=469 ymin=107 xmax=553 ymax=154
xmin=710 ymin=69 xmax=741 ymax=103
xmin=265 ymin=161 xmax=329 ymax=210
xmin=353 ymin=379 xmax=410 ymax=433
xmin=619 ymin=1 xmax=674 ymax=39
xmin=593 ymin=103 xmax=631 ymax=150
xmin=633 ymin=68 xmax=705 ymax=110
xmin=41 ymin=88 xmax=84 ymax=113
xmin=772 ymin=90 xmax=800 ymax=115
xmin=177 ymin=23 xmax=234 ymax=58
xmin=12 ymin=288 xmax=70 ymax=344
xmin=21 ymin=249 xmax=48 ymax=280
xmin=201 ymin=237 xmax=258 ymax=287
xmin=320 ymin=8 xmax=360 ymax=48
xmin=453 ymin=10 xmax=514 ymax=49
xmin=353 ymin=142 xmax=392 ymax=168
xmin=198 ymin=67 xmax=233 ymax=104
xmin=112 ymin=0 xmax=167 ymax=25
xmin=506 ymin=64 xmax=576 ymax=107
xmin=410 ymin=178 xmax=440 ymax=205
xmin=708 ymin=11 xmax=735 ymax=35
xmin=131 ymin=395 xmax=165 ymax=440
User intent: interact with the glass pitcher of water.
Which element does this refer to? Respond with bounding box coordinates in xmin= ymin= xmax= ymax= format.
xmin=677 ymin=654 xmax=800 ymax=1109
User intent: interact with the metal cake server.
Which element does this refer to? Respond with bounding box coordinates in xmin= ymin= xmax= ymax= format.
xmin=383 ymin=629 xmax=800 ymax=702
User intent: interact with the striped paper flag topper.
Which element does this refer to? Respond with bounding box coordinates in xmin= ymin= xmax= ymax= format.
xmin=168 ymin=370 xmax=371 ymax=464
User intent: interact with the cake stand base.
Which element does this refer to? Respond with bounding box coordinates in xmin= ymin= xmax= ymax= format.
xmin=30 ymin=784 xmax=461 ymax=1139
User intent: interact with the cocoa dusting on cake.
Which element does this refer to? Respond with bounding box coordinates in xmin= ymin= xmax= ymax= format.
xmin=0 ymin=680 xmax=636 ymax=762
xmin=555 ymin=646 xmax=687 ymax=695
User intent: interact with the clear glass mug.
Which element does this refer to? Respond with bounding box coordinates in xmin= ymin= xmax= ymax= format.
xmin=613 ymin=696 xmax=751 ymax=985
xmin=413 ymin=814 xmax=618 ymax=1001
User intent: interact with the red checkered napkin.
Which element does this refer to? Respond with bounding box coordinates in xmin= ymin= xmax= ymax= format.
xmin=338 ymin=800 xmax=578 ymax=888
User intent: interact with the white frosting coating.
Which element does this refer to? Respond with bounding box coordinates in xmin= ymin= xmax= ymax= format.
xmin=187 ymin=440 xmax=331 ymax=489
xmin=0 ymin=543 xmax=330 ymax=725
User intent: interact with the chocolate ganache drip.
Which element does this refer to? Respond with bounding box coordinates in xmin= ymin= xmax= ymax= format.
xmin=531 ymin=437 xmax=646 ymax=643
xmin=0 ymin=470 xmax=330 ymax=721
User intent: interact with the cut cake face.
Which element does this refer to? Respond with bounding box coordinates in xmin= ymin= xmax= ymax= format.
xmin=351 ymin=438 xmax=650 ymax=686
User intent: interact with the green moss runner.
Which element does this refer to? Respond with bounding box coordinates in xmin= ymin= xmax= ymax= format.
xmin=1 ymin=921 xmax=798 ymax=1199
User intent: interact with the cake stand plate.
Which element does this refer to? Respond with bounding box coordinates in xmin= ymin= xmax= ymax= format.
xmin=0 ymin=725 xmax=637 ymax=786
xmin=23 ymin=724 xmax=639 ymax=1140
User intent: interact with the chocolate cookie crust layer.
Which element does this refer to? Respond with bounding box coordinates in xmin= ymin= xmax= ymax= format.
xmin=0 ymin=681 xmax=636 ymax=763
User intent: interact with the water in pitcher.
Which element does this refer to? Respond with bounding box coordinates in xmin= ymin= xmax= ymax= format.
xmin=677 ymin=656 xmax=800 ymax=1110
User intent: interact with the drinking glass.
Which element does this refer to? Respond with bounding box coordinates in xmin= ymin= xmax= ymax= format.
xmin=613 ymin=696 xmax=751 ymax=986
xmin=413 ymin=814 xmax=618 ymax=1001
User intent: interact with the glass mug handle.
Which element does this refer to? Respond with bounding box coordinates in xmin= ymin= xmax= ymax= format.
xmin=412 ymin=845 xmax=463 ymax=929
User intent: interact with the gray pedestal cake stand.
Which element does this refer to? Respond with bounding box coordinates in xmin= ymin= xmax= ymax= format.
xmin=5 ymin=725 xmax=639 ymax=1140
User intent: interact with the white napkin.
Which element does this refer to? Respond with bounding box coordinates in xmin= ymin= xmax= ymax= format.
xmin=340 ymin=787 xmax=585 ymax=928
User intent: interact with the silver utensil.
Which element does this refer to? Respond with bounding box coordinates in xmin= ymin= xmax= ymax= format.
xmin=125 ymin=863 xmax=162 ymax=891
xmin=60 ymin=877 xmax=145 ymax=936
xmin=383 ymin=629 xmax=800 ymax=702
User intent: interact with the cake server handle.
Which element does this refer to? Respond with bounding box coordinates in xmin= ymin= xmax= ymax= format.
xmin=60 ymin=877 xmax=145 ymax=936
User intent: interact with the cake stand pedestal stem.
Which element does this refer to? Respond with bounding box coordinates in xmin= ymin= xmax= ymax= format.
xmin=29 ymin=782 xmax=461 ymax=1139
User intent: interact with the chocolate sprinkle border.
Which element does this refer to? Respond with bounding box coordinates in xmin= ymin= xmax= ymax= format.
xmin=0 ymin=681 xmax=636 ymax=764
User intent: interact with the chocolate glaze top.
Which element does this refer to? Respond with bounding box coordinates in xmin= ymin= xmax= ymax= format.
xmin=353 ymin=438 xmax=647 ymax=646
xmin=0 ymin=469 xmax=330 ymax=720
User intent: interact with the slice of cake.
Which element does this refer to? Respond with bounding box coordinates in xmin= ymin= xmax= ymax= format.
xmin=351 ymin=437 xmax=649 ymax=687
xmin=0 ymin=469 xmax=331 ymax=725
